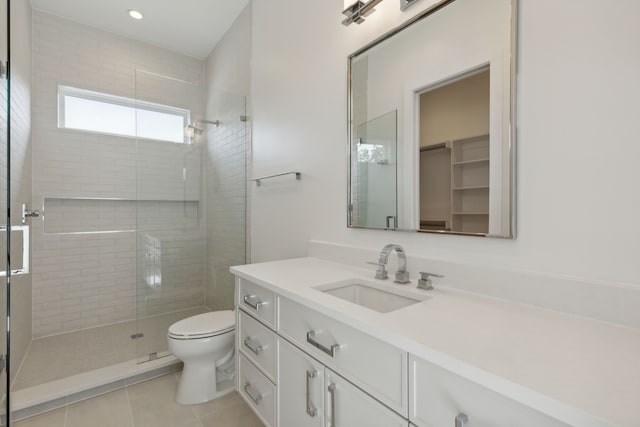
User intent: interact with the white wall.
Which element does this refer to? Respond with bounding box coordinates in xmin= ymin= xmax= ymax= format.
xmin=250 ymin=0 xmax=640 ymax=287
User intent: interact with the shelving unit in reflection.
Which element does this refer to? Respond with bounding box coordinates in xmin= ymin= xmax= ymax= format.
xmin=450 ymin=134 xmax=490 ymax=234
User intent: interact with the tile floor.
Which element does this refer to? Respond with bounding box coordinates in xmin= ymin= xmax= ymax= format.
xmin=14 ymin=307 xmax=208 ymax=390
xmin=14 ymin=372 xmax=263 ymax=427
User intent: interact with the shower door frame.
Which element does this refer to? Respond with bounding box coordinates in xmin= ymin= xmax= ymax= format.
xmin=2 ymin=0 xmax=12 ymax=423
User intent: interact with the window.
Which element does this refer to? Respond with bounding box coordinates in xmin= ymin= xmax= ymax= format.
xmin=58 ymin=85 xmax=190 ymax=143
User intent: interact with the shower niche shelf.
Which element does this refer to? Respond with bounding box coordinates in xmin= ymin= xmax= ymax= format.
xmin=43 ymin=197 xmax=201 ymax=234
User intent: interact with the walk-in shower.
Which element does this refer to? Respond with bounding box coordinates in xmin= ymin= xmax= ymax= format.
xmin=1 ymin=5 xmax=249 ymax=422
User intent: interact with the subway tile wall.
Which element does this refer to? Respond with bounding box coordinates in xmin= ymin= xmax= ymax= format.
xmin=31 ymin=11 xmax=207 ymax=337
xmin=202 ymin=5 xmax=251 ymax=311
xmin=204 ymin=92 xmax=247 ymax=311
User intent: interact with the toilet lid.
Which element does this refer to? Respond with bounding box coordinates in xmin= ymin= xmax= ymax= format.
xmin=168 ymin=310 xmax=235 ymax=339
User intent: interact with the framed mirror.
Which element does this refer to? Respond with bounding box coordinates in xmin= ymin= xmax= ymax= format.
xmin=347 ymin=0 xmax=516 ymax=238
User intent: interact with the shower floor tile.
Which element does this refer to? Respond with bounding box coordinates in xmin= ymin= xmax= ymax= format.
xmin=13 ymin=307 xmax=208 ymax=391
xmin=14 ymin=373 xmax=262 ymax=427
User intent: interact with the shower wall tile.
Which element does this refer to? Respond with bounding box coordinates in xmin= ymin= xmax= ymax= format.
xmin=31 ymin=11 xmax=207 ymax=337
xmin=204 ymin=5 xmax=251 ymax=312
xmin=203 ymin=117 xmax=248 ymax=312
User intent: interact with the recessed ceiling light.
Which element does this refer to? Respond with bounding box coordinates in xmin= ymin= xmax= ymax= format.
xmin=128 ymin=9 xmax=144 ymax=20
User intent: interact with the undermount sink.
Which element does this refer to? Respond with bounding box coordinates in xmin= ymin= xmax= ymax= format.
xmin=314 ymin=279 xmax=428 ymax=313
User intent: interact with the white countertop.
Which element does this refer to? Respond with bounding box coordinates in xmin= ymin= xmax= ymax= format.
xmin=231 ymin=257 xmax=640 ymax=427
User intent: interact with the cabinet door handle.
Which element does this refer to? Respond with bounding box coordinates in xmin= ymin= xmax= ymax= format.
xmin=328 ymin=383 xmax=336 ymax=427
xmin=306 ymin=331 xmax=339 ymax=357
xmin=243 ymin=294 xmax=266 ymax=311
xmin=243 ymin=381 xmax=263 ymax=405
xmin=243 ymin=337 xmax=263 ymax=355
xmin=306 ymin=370 xmax=318 ymax=417
xmin=455 ymin=413 xmax=469 ymax=427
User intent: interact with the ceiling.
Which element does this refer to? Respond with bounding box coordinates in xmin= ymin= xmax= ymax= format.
xmin=29 ymin=0 xmax=250 ymax=59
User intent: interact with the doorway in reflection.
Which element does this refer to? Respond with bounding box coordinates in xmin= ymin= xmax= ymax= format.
xmin=419 ymin=67 xmax=490 ymax=234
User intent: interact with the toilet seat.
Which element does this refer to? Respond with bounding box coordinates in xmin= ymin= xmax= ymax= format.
xmin=168 ymin=310 xmax=235 ymax=340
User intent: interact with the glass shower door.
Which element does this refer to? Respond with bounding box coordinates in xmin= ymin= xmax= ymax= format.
xmin=134 ymin=70 xmax=207 ymax=362
xmin=1 ymin=0 xmax=9 ymax=423
xmin=134 ymin=69 xmax=248 ymax=363
xmin=204 ymin=89 xmax=248 ymax=313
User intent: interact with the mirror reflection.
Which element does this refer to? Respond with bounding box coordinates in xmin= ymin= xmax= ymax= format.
xmin=419 ymin=66 xmax=490 ymax=233
xmin=347 ymin=0 xmax=515 ymax=238
xmin=350 ymin=111 xmax=398 ymax=229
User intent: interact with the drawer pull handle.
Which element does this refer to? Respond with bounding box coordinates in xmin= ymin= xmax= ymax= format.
xmin=243 ymin=381 xmax=263 ymax=405
xmin=455 ymin=413 xmax=469 ymax=427
xmin=243 ymin=337 xmax=263 ymax=355
xmin=306 ymin=370 xmax=318 ymax=417
xmin=306 ymin=331 xmax=339 ymax=357
xmin=328 ymin=383 xmax=337 ymax=427
xmin=243 ymin=294 xmax=266 ymax=311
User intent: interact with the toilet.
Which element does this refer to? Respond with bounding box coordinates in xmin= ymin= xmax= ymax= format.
xmin=168 ymin=310 xmax=236 ymax=405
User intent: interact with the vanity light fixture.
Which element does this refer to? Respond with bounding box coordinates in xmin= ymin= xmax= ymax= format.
xmin=400 ymin=0 xmax=418 ymax=10
xmin=343 ymin=0 xmax=384 ymax=26
xmin=127 ymin=9 xmax=144 ymax=20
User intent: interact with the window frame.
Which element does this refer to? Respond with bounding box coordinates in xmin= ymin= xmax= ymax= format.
xmin=57 ymin=85 xmax=191 ymax=144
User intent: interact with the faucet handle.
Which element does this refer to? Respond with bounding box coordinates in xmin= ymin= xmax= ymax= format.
xmin=366 ymin=261 xmax=388 ymax=280
xmin=394 ymin=270 xmax=411 ymax=284
xmin=417 ymin=272 xmax=444 ymax=290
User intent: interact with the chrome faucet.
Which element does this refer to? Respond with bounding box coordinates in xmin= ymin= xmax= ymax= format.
xmin=367 ymin=244 xmax=410 ymax=284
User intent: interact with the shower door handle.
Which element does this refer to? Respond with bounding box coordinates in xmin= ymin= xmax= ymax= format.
xmin=21 ymin=203 xmax=41 ymax=224
xmin=0 ymin=225 xmax=30 ymax=277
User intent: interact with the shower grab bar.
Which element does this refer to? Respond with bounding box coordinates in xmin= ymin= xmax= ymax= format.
xmin=0 ymin=225 xmax=30 ymax=277
xmin=250 ymin=171 xmax=301 ymax=186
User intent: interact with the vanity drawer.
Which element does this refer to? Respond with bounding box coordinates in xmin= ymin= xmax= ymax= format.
xmin=278 ymin=296 xmax=408 ymax=416
xmin=239 ymin=354 xmax=276 ymax=427
xmin=239 ymin=310 xmax=277 ymax=382
xmin=237 ymin=278 xmax=276 ymax=328
xmin=325 ymin=368 xmax=409 ymax=427
xmin=409 ymin=355 xmax=569 ymax=427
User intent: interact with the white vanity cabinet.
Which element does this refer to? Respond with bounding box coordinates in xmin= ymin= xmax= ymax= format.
xmin=239 ymin=353 xmax=277 ymax=427
xmin=324 ymin=368 xmax=409 ymax=427
xmin=409 ymin=355 xmax=569 ymax=427
xmin=277 ymin=336 xmax=409 ymax=427
xmin=277 ymin=296 xmax=408 ymax=415
xmin=277 ymin=337 xmax=325 ymax=427
xmin=235 ymin=276 xmax=570 ymax=427
xmin=239 ymin=310 xmax=277 ymax=382
xmin=238 ymin=277 xmax=277 ymax=328
xmin=236 ymin=278 xmax=279 ymax=427
xmin=236 ymin=278 xmax=410 ymax=427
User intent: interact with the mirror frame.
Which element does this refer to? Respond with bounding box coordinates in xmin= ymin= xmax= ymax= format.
xmin=347 ymin=0 xmax=517 ymax=238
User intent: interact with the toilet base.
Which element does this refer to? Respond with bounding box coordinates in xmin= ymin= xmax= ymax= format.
xmin=176 ymin=360 xmax=235 ymax=405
